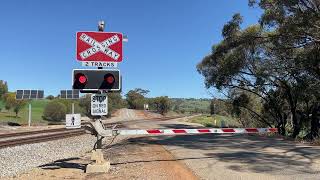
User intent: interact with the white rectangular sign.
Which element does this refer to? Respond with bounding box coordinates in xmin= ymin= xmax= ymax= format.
xmin=82 ymin=61 xmax=118 ymax=68
xmin=91 ymin=94 xmax=108 ymax=116
xmin=65 ymin=114 xmax=81 ymax=129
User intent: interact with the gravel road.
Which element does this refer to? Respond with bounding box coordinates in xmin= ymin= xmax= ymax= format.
xmin=123 ymin=116 xmax=320 ymax=180
xmin=2 ymin=109 xmax=320 ymax=180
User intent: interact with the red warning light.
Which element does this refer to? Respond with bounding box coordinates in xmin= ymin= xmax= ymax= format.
xmin=76 ymin=73 xmax=87 ymax=84
xmin=105 ymin=75 xmax=115 ymax=84
xmin=79 ymin=75 xmax=87 ymax=84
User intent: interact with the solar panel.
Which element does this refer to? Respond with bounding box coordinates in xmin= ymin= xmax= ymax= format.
xmin=30 ymin=90 xmax=37 ymax=99
xmin=16 ymin=90 xmax=23 ymax=100
xmin=38 ymin=90 xmax=44 ymax=99
xmin=16 ymin=90 xmax=44 ymax=100
xmin=73 ymin=90 xmax=80 ymax=99
xmin=23 ymin=90 xmax=30 ymax=99
xmin=60 ymin=90 xmax=80 ymax=99
xmin=60 ymin=90 xmax=67 ymax=99
xmin=67 ymin=90 xmax=73 ymax=99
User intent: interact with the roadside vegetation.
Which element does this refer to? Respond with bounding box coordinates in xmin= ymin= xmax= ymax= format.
xmin=0 ymin=99 xmax=50 ymax=125
xmin=197 ymin=0 xmax=320 ymax=140
xmin=189 ymin=115 xmax=240 ymax=128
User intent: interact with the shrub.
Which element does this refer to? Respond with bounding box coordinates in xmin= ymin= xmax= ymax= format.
xmin=43 ymin=101 xmax=67 ymax=121
xmin=46 ymin=95 xmax=55 ymax=100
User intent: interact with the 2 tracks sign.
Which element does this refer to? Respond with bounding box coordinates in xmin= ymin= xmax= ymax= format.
xmin=76 ymin=32 xmax=123 ymax=62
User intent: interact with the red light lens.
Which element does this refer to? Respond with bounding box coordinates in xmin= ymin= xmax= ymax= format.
xmin=105 ymin=75 xmax=115 ymax=84
xmin=78 ymin=75 xmax=87 ymax=84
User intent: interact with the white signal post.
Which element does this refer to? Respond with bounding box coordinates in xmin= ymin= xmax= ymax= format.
xmin=28 ymin=103 xmax=31 ymax=127
xmin=80 ymin=21 xmax=127 ymax=173
xmin=72 ymin=103 xmax=75 ymax=114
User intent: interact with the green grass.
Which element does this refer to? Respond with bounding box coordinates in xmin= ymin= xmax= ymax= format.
xmin=171 ymin=98 xmax=211 ymax=113
xmin=164 ymin=111 xmax=181 ymax=117
xmin=0 ymin=99 xmax=50 ymax=125
xmin=188 ymin=114 xmax=240 ymax=127
xmin=0 ymin=100 xmax=4 ymax=109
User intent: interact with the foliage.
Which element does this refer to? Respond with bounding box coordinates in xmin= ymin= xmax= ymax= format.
xmin=0 ymin=80 xmax=8 ymax=100
xmin=0 ymin=99 xmax=54 ymax=125
xmin=43 ymin=101 xmax=67 ymax=121
xmin=3 ymin=92 xmax=27 ymax=117
xmin=46 ymin=95 xmax=55 ymax=100
xmin=125 ymin=88 xmax=149 ymax=109
xmin=54 ymin=99 xmax=82 ymax=114
xmin=189 ymin=115 xmax=239 ymax=128
xmin=79 ymin=94 xmax=92 ymax=118
xmin=170 ymin=98 xmax=211 ymax=114
xmin=150 ymin=96 xmax=171 ymax=115
xmin=197 ymin=0 xmax=320 ymax=139
xmin=108 ymin=92 xmax=126 ymax=117
xmin=209 ymin=100 xmax=215 ymax=115
xmin=13 ymin=100 xmax=27 ymax=118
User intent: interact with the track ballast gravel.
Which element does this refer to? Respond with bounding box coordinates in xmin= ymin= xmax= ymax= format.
xmin=0 ymin=134 xmax=96 ymax=177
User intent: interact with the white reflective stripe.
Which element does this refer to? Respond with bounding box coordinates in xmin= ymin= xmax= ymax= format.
xmin=163 ymin=129 xmax=174 ymax=134
xmin=79 ymin=33 xmax=120 ymax=60
xmin=210 ymin=129 xmax=224 ymax=133
xmin=185 ymin=129 xmax=199 ymax=134
xmin=118 ymin=130 xmax=149 ymax=135
xmin=233 ymin=128 xmax=246 ymax=133
xmin=100 ymin=35 xmax=120 ymax=47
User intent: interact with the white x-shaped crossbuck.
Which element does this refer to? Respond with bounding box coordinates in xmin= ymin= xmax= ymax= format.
xmin=79 ymin=33 xmax=121 ymax=60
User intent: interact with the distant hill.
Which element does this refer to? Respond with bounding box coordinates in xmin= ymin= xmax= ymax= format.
xmin=170 ymin=98 xmax=211 ymax=114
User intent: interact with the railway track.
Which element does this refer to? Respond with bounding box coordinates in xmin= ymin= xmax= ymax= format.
xmin=0 ymin=128 xmax=86 ymax=149
xmin=0 ymin=115 xmax=185 ymax=149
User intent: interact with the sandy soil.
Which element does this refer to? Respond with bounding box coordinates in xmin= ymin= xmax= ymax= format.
xmin=4 ymin=109 xmax=198 ymax=180
xmin=8 ymin=136 xmax=197 ymax=180
xmin=5 ymin=109 xmax=320 ymax=180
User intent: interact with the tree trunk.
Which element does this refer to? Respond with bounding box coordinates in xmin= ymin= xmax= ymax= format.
xmin=291 ymin=111 xmax=300 ymax=138
xmin=310 ymin=104 xmax=319 ymax=139
xmin=277 ymin=123 xmax=286 ymax=136
xmin=277 ymin=116 xmax=287 ymax=136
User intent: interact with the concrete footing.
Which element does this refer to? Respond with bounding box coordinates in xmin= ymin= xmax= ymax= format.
xmin=86 ymin=149 xmax=110 ymax=173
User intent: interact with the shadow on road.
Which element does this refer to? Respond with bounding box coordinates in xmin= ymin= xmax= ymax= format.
xmin=110 ymin=156 xmax=216 ymax=165
xmin=39 ymin=157 xmax=86 ymax=170
xmin=123 ymin=123 xmax=320 ymax=175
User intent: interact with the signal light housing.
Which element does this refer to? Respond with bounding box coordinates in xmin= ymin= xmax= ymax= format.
xmin=72 ymin=69 xmax=120 ymax=91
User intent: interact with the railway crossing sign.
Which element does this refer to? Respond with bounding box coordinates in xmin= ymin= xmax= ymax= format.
xmin=66 ymin=114 xmax=81 ymax=129
xmin=76 ymin=32 xmax=123 ymax=62
xmin=91 ymin=94 xmax=108 ymax=116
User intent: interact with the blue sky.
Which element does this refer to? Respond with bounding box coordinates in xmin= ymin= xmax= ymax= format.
xmin=0 ymin=0 xmax=261 ymax=98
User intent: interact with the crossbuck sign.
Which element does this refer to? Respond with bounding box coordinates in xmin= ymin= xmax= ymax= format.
xmin=76 ymin=32 xmax=123 ymax=62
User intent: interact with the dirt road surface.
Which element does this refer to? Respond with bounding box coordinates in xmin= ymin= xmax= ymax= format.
xmin=11 ymin=109 xmax=320 ymax=179
xmin=111 ymin=109 xmax=320 ymax=179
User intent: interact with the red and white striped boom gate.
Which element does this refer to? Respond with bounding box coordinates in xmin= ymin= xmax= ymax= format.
xmin=89 ymin=121 xmax=278 ymax=137
xmin=112 ymin=128 xmax=278 ymax=136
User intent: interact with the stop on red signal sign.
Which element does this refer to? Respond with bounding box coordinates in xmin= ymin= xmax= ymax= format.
xmin=76 ymin=32 xmax=123 ymax=62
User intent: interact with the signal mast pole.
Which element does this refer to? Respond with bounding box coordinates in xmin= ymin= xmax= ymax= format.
xmin=96 ymin=20 xmax=105 ymax=149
